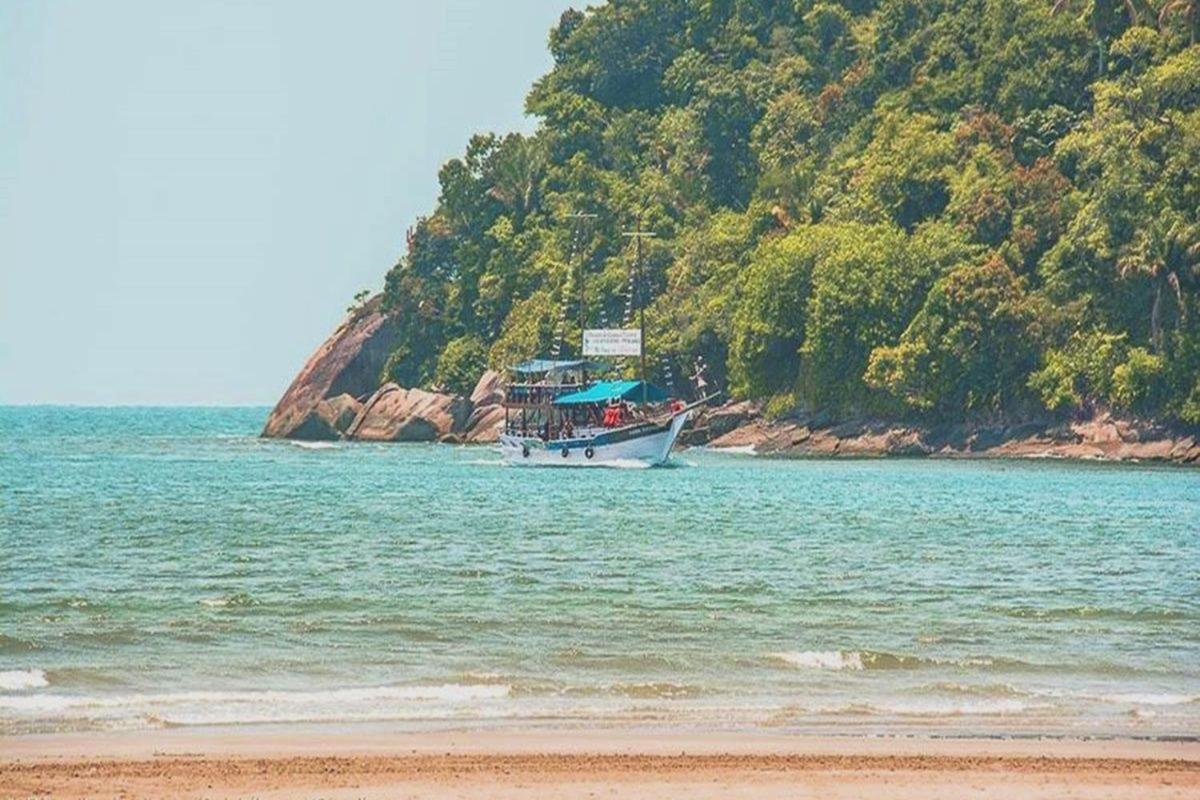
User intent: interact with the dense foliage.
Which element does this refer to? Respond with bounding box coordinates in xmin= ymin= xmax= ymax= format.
xmin=380 ymin=0 xmax=1200 ymax=424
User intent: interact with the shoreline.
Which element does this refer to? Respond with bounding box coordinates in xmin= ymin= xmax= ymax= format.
xmin=688 ymin=407 xmax=1200 ymax=466
xmin=3 ymin=727 xmax=1198 ymax=799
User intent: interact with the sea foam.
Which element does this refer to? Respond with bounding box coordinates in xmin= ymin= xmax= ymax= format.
xmin=0 ymin=682 xmax=511 ymax=712
xmin=769 ymin=651 xmax=865 ymax=670
xmin=0 ymin=669 xmax=48 ymax=691
xmin=1098 ymin=692 xmax=1199 ymax=706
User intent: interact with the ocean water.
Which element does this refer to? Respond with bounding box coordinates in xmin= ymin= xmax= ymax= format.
xmin=1 ymin=406 xmax=1198 ymax=738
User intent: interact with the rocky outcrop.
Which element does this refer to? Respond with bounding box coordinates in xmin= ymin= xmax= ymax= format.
xmin=680 ymin=400 xmax=760 ymax=446
xmin=289 ymin=393 xmax=363 ymax=440
xmin=464 ymin=370 xmax=506 ymax=443
xmin=702 ymin=405 xmax=1200 ymax=465
xmin=469 ymin=369 xmax=505 ymax=407
xmin=346 ymin=383 xmax=472 ymax=442
xmin=262 ymin=296 xmax=400 ymax=439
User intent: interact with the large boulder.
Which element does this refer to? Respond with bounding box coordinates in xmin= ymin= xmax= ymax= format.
xmin=347 ymin=383 xmax=471 ymax=442
xmin=262 ymin=296 xmax=400 ymax=439
xmin=465 ymin=404 xmax=507 ymax=443
xmin=464 ymin=370 xmax=507 ymax=443
xmin=274 ymin=393 xmax=363 ymax=441
xmin=469 ymin=369 xmax=506 ymax=407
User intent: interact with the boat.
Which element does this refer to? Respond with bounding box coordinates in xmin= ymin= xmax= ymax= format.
xmin=497 ymin=362 xmax=705 ymax=466
xmin=497 ymin=219 xmax=713 ymax=467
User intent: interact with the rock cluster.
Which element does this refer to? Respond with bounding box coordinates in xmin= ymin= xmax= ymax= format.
xmin=261 ymin=296 xmax=398 ymax=440
xmin=693 ymin=407 xmax=1199 ymax=465
xmin=261 ymin=297 xmax=505 ymax=443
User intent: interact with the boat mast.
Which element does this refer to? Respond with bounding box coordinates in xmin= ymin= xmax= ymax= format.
xmin=566 ymin=212 xmax=597 ymax=359
xmin=622 ymin=217 xmax=655 ymax=405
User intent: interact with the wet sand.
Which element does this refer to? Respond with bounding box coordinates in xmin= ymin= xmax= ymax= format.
xmin=2 ymin=727 xmax=1197 ymax=799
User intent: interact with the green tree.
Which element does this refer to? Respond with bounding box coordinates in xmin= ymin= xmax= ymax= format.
xmin=867 ymin=256 xmax=1043 ymax=414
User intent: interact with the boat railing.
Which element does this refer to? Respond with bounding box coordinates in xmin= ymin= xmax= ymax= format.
xmin=503 ymin=382 xmax=590 ymax=407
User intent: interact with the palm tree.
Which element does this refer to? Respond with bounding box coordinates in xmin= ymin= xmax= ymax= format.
xmin=1117 ymin=217 xmax=1199 ymax=353
xmin=1159 ymin=0 xmax=1200 ymax=44
xmin=485 ymin=136 xmax=545 ymax=224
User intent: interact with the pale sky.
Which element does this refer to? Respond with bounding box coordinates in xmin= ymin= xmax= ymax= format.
xmin=0 ymin=0 xmax=571 ymax=405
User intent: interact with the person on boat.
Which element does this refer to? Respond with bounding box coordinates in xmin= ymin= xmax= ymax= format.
xmin=691 ymin=358 xmax=709 ymax=397
xmin=602 ymin=401 xmax=618 ymax=428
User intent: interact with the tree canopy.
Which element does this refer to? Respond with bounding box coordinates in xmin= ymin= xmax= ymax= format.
xmin=378 ymin=0 xmax=1200 ymax=425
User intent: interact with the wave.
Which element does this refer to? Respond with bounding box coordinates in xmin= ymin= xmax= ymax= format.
xmin=589 ymin=458 xmax=652 ymax=469
xmin=199 ymin=592 xmax=257 ymax=608
xmin=0 ymin=683 xmax=513 ymax=723
xmin=706 ymin=444 xmax=758 ymax=455
xmin=767 ymin=649 xmax=1041 ymax=672
xmin=770 ymin=650 xmax=866 ymax=670
xmin=287 ymin=440 xmax=340 ymax=450
xmin=859 ymin=698 xmax=1034 ymax=716
xmin=990 ymin=605 xmax=1191 ymax=622
xmin=922 ymin=681 xmax=1030 ymax=698
xmin=0 ymin=669 xmax=48 ymax=691
xmin=1099 ymin=692 xmax=1199 ymax=706
xmin=767 ymin=650 xmax=932 ymax=671
xmin=910 ymin=684 xmax=1199 ymax=709
xmin=607 ymin=682 xmax=705 ymax=699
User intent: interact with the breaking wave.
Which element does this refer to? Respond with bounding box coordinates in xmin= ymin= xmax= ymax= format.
xmin=0 ymin=669 xmax=48 ymax=691
xmin=770 ymin=651 xmax=867 ymax=670
xmin=0 ymin=683 xmax=513 ymax=728
xmin=767 ymin=649 xmax=1041 ymax=672
xmin=287 ymin=440 xmax=340 ymax=450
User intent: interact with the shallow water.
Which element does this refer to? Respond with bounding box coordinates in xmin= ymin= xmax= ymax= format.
xmin=1 ymin=406 xmax=1198 ymax=736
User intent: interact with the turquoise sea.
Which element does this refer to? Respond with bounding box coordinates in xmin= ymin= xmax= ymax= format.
xmin=1 ymin=406 xmax=1198 ymax=737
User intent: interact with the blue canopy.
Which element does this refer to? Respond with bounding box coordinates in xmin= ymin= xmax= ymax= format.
xmin=512 ymin=358 xmax=605 ymax=374
xmin=553 ymin=380 xmax=669 ymax=406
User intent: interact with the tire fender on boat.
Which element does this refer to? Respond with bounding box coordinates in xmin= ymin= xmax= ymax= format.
xmin=522 ymin=444 xmax=530 ymax=458
xmin=561 ymin=447 xmax=569 ymax=458
xmin=585 ymin=446 xmax=595 ymax=459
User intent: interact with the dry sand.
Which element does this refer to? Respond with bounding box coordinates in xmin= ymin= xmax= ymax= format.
xmin=2 ymin=727 xmax=1197 ymax=799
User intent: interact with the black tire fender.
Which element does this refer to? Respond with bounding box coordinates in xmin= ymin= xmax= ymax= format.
xmin=585 ymin=447 xmax=595 ymax=459
xmin=521 ymin=444 xmax=530 ymax=458
xmin=561 ymin=447 xmax=570 ymax=458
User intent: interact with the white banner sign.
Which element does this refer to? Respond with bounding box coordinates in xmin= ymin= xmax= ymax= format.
xmin=583 ymin=328 xmax=641 ymax=356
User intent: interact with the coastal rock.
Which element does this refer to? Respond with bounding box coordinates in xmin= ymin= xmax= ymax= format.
xmin=702 ymin=409 xmax=1198 ymax=465
xmin=677 ymin=426 xmax=712 ymax=447
xmin=470 ymin=370 xmax=506 ymax=407
xmin=318 ymin=394 xmax=363 ymax=436
xmin=276 ymin=393 xmax=363 ymax=441
xmin=262 ymin=295 xmax=400 ymax=439
xmin=463 ymin=370 xmax=507 ymax=443
xmin=789 ymin=427 xmax=841 ymax=456
xmin=705 ymin=401 xmax=759 ymax=438
xmin=708 ymin=420 xmax=774 ymax=451
xmin=465 ymin=404 xmax=507 ymax=443
xmin=347 ymin=383 xmax=471 ymax=442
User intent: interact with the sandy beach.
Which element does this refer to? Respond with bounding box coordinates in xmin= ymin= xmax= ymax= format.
xmin=2 ymin=727 xmax=1198 ymax=799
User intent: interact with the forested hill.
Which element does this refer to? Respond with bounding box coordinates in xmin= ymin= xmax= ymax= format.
xmin=377 ymin=0 xmax=1200 ymax=426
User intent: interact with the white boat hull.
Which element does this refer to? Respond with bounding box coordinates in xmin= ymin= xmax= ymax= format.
xmin=499 ymin=411 xmax=690 ymax=467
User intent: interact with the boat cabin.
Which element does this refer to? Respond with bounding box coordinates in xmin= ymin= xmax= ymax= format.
xmin=503 ymin=359 xmax=670 ymax=441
